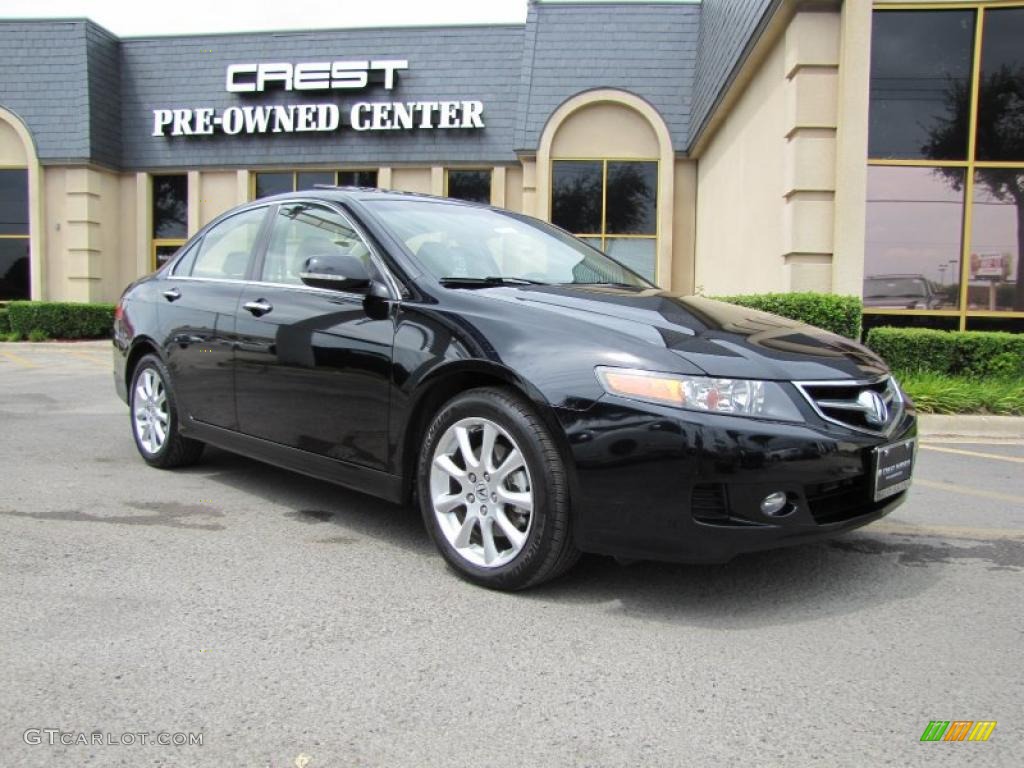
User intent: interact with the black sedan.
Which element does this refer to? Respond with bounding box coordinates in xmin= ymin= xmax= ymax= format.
xmin=114 ymin=188 xmax=916 ymax=590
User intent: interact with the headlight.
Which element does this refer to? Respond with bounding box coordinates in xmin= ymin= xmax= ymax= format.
xmin=595 ymin=367 xmax=803 ymax=421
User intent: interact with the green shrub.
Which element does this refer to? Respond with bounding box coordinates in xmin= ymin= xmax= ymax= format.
xmin=6 ymin=301 xmax=116 ymax=340
xmin=27 ymin=328 xmax=51 ymax=342
xmin=864 ymin=328 xmax=957 ymax=374
xmin=0 ymin=307 xmax=9 ymax=335
xmin=714 ymin=292 xmax=862 ymax=339
xmin=896 ymin=371 xmax=1024 ymax=415
xmin=867 ymin=327 xmax=1024 ymax=377
xmin=4 ymin=331 xmax=21 ymax=342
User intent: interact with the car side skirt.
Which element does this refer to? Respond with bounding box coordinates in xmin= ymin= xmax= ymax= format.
xmin=185 ymin=419 xmax=404 ymax=504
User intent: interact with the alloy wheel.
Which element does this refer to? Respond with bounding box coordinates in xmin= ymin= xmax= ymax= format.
xmin=429 ymin=417 xmax=534 ymax=568
xmin=133 ymin=368 xmax=169 ymax=454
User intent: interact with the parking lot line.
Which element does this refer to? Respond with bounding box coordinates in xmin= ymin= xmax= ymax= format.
xmin=919 ymin=444 xmax=1024 ymax=464
xmin=916 ymin=478 xmax=1024 ymax=506
xmin=0 ymin=349 xmax=39 ymax=368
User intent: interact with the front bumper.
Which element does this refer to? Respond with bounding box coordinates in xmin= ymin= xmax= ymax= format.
xmin=557 ymin=396 xmax=916 ymax=563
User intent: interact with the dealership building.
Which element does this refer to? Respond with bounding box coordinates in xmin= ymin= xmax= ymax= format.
xmin=1 ymin=0 xmax=1022 ymax=332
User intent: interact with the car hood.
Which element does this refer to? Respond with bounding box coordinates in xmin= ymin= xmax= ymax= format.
xmin=480 ymin=285 xmax=886 ymax=381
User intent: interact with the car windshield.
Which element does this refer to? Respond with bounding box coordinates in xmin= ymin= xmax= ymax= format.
xmin=362 ymin=199 xmax=651 ymax=288
xmin=864 ymin=277 xmax=928 ymax=298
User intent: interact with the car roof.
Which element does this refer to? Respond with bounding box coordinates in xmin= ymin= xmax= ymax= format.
xmin=254 ymin=187 xmax=483 ymax=207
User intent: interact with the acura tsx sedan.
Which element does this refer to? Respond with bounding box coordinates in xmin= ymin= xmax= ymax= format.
xmin=113 ymin=188 xmax=915 ymax=590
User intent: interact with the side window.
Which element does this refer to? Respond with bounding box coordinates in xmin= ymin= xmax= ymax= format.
xmin=190 ymin=207 xmax=266 ymax=280
xmin=261 ymin=203 xmax=374 ymax=286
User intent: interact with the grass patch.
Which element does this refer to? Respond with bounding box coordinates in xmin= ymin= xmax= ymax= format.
xmin=896 ymin=371 xmax=1024 ymax=415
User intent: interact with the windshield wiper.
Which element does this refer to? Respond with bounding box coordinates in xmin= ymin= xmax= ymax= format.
xmin=439 ymin=276 xmax=548 ymax=288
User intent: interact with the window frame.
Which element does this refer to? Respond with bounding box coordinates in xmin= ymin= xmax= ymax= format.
xmin=181 ymin=205 xmax=271 ymax=282
xmin=250 ymin=198 xmax=402 ymax=300
xmin=549 ymin=156 xmax=660 ymax=283
xmin=869 ymin=1 xmax=1024 ymax=328
xmin=150 ymin=173 xmax=189 ymax=271
xmin=444 ymin=168 xmax=494 ymax=205
xmin=252 ymin=169 xmax=381 ymax=200
xmin=0 ymin=166 xmax=30 ymax=300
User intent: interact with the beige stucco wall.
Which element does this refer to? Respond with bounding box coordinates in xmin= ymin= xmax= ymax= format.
xmin=550 ymin=102 xmax=659 ymax=158
xmin=671 ymin=160 xmax=697 ymax=294
xmin=41 ymin=166 xmax=127 ymax=302
xmin=0 ymin=119 xmax=27 ymax=165
xmin=198 ymin=171 xmax=240 ymax=227
xmin=695 ymin=37 xmax=788 ymax=295
xmin=694 ymin=7 xmax=845 ymax=297
xmin=389 ymin=167 xmax=432 ymax=195
xmin=503 ymin=165 xmax=524 ymax=213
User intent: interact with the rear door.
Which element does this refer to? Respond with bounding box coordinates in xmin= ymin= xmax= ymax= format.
xmin=159 ymin=206 xmax=269 ymax=429
xmin=233 ymin=202 xmax=395 ymax=470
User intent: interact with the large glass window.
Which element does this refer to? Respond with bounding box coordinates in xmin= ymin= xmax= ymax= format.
xmin=865 ymin=166 xmax=964 ymax=310
xmin=262 ymin=203 xmax=373 ymax=287
xmin=0 ymin=169 xmax=30 ymax=299
xmin=190 ymin=207 xmax=266 ymax=280
xmin=866 ymin=3 xmax=1024 ymax=327
xmin=551 ymin=159 xmax=658 ymax=282
xmin=445 ymin=170 xmax=492 ymax=204
xmin=254 ymin=170 xmax=379 ymax=199
xmin=152 ymin=174 xmax=188 ymax=270
xmin=869 ymin=11 xmax=975 ymax=160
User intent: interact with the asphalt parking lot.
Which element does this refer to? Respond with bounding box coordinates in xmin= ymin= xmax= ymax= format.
xmin=1 ymin=341 xmax=1021 ymax=767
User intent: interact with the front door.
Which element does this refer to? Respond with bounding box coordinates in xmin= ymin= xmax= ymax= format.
xmin=159 ymin=206 xmax=268 ymax=429
xmin=234 ymin=202 xmax=395 ymax=470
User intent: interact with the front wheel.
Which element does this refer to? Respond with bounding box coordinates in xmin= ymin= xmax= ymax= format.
xmin=417 ymin=387 xmax=579 ymax=590
xmin=129 ymin=354 xmax=204 ymax=469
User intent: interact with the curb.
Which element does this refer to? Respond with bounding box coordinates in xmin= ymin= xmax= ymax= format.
xmin=918 ymin=414 xmax=1024 ymax=439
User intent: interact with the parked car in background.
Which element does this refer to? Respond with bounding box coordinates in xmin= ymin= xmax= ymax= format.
xmin=114 ymin=189 xmax=916 ymax=590
xmin=863 ymin=274 xmax=943 ymax=310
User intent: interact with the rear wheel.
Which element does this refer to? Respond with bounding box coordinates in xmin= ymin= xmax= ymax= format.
xmin=418 ymin=387 xmax=579 ymax=590
xmin=129 ymin=354 xmax=204 ymax=469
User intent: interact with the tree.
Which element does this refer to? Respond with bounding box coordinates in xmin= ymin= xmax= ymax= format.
xmin=923 ymin=64 xmax=1024 ymax=310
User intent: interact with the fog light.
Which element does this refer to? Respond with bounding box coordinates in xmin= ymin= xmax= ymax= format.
xmin=760 ymin=491 xmax=788 ymax=517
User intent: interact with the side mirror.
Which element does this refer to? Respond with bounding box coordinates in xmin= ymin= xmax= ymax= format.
xmin=299 ymin=252 xmax=371 ymax=292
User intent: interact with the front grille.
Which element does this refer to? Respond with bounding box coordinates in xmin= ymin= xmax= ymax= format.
xmin=796 ymin=376 xmax=901 ymax=434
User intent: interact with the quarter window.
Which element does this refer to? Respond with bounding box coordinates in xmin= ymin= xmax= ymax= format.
xmin=190 ymin=208 xmax=266 ymax=280
xmin=551 ymin=159 xmax=658 ymax=282
xmin=262 ymin=203 xmax=373 ymax=287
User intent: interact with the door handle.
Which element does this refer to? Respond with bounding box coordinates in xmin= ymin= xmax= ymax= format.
xmin=162 ymin=287 xmax=181 ymax=302
xmin=243 ymin=299 xmax=273 ymax=317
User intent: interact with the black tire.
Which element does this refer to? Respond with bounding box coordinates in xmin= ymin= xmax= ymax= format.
xmin=417 ymin=387 xmax=580 ymax=590
xmin=128 ymin=353 xmax=205 ymax=469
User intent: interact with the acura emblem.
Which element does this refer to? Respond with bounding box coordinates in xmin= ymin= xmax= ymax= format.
xmin=857 ymin=389 xmax=888 ymax=426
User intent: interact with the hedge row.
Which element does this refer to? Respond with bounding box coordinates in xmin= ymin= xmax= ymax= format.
xmin=6 ymin=301 xmax=116 ymax=340
xmin=866 ymin=327 xmax=1024 ymax=379
xmin=0 ymin=307 xmax=9 ymax=335
xmin=714 ymin=292 xmax=862 ymax=339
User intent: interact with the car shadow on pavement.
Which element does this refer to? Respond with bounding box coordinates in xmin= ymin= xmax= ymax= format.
xmin=186 ymin=448 xmax=1012 ymax=627
xmin=188 ymin=447 xmax=435 ymax=557
xmin=519 ymin=531 xmax=1018 ymax=627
